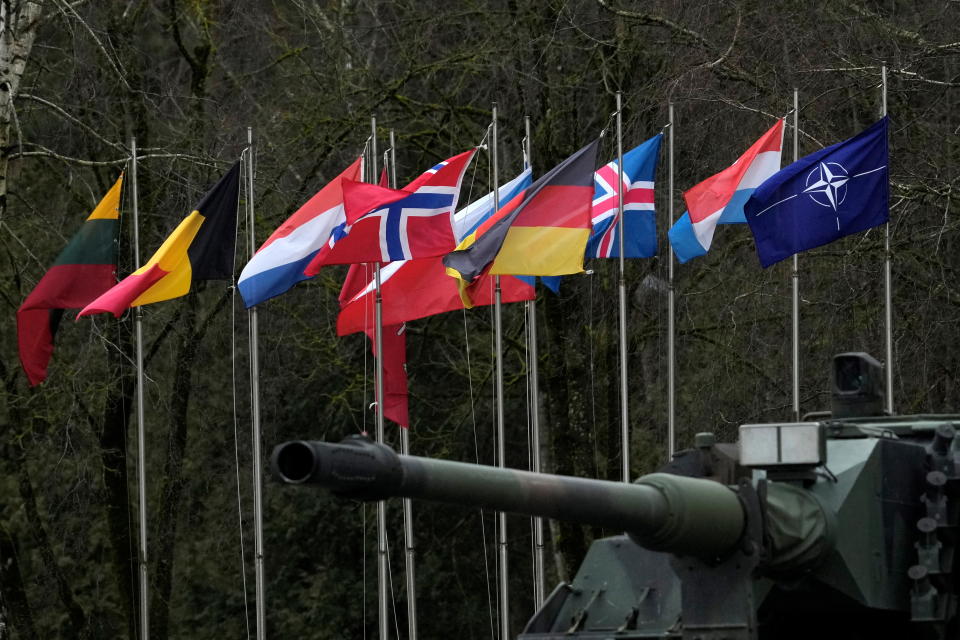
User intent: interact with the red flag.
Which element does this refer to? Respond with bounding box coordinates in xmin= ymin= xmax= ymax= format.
xmin=337 ymin=257 xmax=534 ymax=337
xmin=305 ymin=150 xmax=475 ymax=270
xmin=366 ymin=324 xmax=409 ymax=428
xmin=339 ymin=263 xmax=374 ymax=307
xmin=339 ymin=263 xmax=408 ymax=428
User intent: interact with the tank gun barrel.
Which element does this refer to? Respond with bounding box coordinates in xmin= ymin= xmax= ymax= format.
xmin=272 ymin=435 xmax=745 ymax=559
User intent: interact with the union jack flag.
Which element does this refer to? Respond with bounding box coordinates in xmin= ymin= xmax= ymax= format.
xmin=586 ymin=134 xmax=662 ymax=259
xmin=305 ymin=149 xmax=476 ymax=271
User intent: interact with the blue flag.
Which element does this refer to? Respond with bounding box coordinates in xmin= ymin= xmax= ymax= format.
xmin=586 ymin=134 xmax=662 ymax=259
xmin=744 ymin=117 xmax=889 ymax=268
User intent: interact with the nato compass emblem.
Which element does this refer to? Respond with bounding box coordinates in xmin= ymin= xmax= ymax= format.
xmin=804 ymin=162 xmax=848 ymax=211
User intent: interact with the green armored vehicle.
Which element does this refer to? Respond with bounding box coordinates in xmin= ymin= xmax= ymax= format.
xmin=272 ymin=353 xmax=960 ymax=639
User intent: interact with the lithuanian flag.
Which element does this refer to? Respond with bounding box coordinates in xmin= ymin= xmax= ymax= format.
xmin=443 ymin=139 xmax=598 ymax=306
xmin=80 ymin=162 xmax=240 ymax=318
xmin=17 ymin=174 xmax=123 ymax=385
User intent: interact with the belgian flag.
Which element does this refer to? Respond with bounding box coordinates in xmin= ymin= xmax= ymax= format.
xmin=443 ymin=139 xmax=598 ymax=306
xmin=80 ymin=162 xmax=240 ymax=318
xmin=17 ymin=174 xmax=123 ymax=386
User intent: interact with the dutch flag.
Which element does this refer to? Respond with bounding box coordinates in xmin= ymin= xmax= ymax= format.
xmin=237 ymin=156 xmax=363 ymax=308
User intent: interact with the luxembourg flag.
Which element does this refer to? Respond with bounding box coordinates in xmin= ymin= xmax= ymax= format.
xmin=668 ymin=119 xmax=783 ymax=263
xmin=237 ymin=156 xmax=363 ymax=307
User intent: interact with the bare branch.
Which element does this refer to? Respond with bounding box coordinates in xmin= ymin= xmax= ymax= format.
xmin=17 ymin=94 xmax=128 ymax=151
xmin=894 ymin=69 xmax=960 ymax=87
xmin=594 ymin=0 xmax=711 ymax=48
xmin=703 ymin=7 xmax=741 ymax=70
xmin=799 ymin=65 xmax=960 ymax=86
xmin=839 ymin=0 xmax=960 ymax=53
xmin=9 ymin=146 xmax=223 ymax=168
xmin=50 ymin=0 xmax=132 ymax=91
xmin=799 ymin=66 xmax=879 ymax=73
xmin=0 ymin=221 xmax=46 ymax=271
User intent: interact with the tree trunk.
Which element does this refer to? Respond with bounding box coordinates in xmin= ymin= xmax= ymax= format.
xmin=0 ymin=0 xmax=42 ymax=217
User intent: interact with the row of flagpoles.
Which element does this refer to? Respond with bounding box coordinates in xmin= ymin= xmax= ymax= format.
xmin=14 ymin=67 xmax=895 ymax=640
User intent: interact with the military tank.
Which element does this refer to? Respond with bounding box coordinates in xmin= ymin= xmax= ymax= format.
xmin=271 ymin=353 xmax=960 ymax=639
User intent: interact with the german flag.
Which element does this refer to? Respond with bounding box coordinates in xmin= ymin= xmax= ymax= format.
xmin=443 ymin=139 xmax=598 ymax=306
xmin=17 ymin=174 xmax=124 ymax=385
xmin=80 ymin=162 xmax=240 ymax=318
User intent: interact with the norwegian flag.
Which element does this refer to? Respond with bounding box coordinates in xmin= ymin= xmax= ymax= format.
xmin=586 ymin=134 xmax=662 ymax=259
xmin=304 ymin=149 xmax=476 ymax=272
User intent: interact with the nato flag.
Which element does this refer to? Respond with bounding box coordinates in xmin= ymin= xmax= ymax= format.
xmin=744 ymin=117 xmax=889 ymax=267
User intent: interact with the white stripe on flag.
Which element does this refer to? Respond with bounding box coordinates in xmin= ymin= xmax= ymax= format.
xmin=737 ymin=150 xmax=782 ymax=190
xmin=239 ymin=204 xmax=343 ymax=280
xmin=692 ymin=208 xmax=723 ymax=250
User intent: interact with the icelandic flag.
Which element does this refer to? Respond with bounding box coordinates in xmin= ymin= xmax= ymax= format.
xmin=586 ymin=133 xmax=662 ymax=259
xmin=745 ymin=117 xmax=889 ymax=268
xmin=669 ymin=119 xmax=783 ymax=262
xmin=237 ymin=157 xmax=363 ymax=307
xmin=304 ymin=149 xmax=476 ymax=272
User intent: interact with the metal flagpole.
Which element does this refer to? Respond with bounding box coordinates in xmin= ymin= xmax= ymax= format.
xmin=615 ymin=92 xmax=630 ymax=482
xmin=666 ymin=105 xmax=675 ymax=458
xmin=371 ymin=115 xmax=389 ymax=640
xmin=245 ymin=127 xmax=266 ymax=640
xmin=523 ymin=116 xmax=545 ymax=607
xmin=791 ymin=91 xmax=800 ymax=422
xmin=390 ymin=130 xmax=420 ymax=640
xmin=491 ymin=102 xmax=510 ymax=640
xmin=130 ymin=136 xmax=150 ymax=640
xmin=881 ymin=65 xmax=894 ymax=414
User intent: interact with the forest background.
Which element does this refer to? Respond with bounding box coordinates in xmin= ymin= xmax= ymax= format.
xmin=0 ymin=1 xmax=957 ymax=638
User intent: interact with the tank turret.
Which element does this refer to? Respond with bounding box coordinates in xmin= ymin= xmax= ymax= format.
xmin=272 ymin=436 xmax=831 ymax=567
xmin=271 ymin=354 xmax=960 ymax=639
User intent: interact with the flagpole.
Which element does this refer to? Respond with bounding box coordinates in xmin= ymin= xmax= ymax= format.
xmin=491 ymin=102 xmax=510 ymax=640
xmin=371 ymin=115 xmax=389 ymax=640
xmin=615 ymin=92 xmax=630 ymax=482
xmin=791 ymin=91 xmax=800 ymax=422
xmin=245 ymin=127 xmax=266 ymax=640
xmin=130 ymin=136 xmax=149 ymax=640
xmin=523 ymin=115 xmax=545 ymax=607
xmin=666 ymin=104 xmax=675 ymax=458
xmin=881 ymin=65 xmax=894 ymax=414
xmin=391 ymin=129 xmax=420 ymax=640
